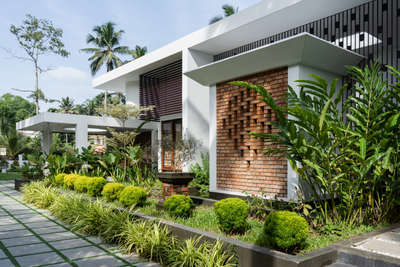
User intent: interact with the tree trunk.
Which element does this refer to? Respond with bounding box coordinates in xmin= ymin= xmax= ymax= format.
xmin=34 ymin=61 xmax=39 ymax=115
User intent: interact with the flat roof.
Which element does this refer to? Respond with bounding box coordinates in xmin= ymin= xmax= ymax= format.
xmin=184 ymin=33 xmax=364 ymax=86
xmin=92 ymin=0 xmax=369 ymax=91
xmin=16 ymin=112 xmax=158 ymax=133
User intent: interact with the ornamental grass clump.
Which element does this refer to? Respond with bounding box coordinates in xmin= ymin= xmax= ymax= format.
xmin=102 ymin=182 xmax=125 ymax=201
xmin=63 ymin=174 xmax=80 ymax=189
xmin=262 ymin=211 xmax=308 ymax=253
xmin=119 ymin=186 xmax=147 ymax=207
xmin=164 ymin=195 xmax=195 ymax=218
xmin=21 ymin=181 xmax=58 ymax=209
xmin=214 ymin=198 xmax=249 ymax=234
xmin=54 ymin=173 xmax=67 ymax=186
xmin=86 ymin=177 xmax=107 ymax=197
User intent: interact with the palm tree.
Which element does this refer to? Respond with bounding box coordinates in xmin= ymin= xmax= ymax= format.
xmin=131 ymin=45 xmax=147 ymax=59
xmin=81 ymin=22 xmax=131 ymax=109
xmin=210 ymin=4 xmax=239 ymax=24
xmin=58 ymin=97 xmax=75 ymax=114
xmin=0 ymin=133 xmax=30 ymax=166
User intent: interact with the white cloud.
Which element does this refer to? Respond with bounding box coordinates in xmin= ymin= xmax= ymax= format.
xmin=43 ymin=66 xmax=91 ymax=85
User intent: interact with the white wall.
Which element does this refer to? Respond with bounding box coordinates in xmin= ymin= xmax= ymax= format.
xmin=182 ymin=49 xmax=213 ymax=171
xmin=125 ymin=81 xmax=140 ymax=106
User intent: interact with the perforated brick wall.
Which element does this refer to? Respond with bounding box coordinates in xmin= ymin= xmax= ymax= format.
xmin=216 ymin=67 xmax=288 ymax=197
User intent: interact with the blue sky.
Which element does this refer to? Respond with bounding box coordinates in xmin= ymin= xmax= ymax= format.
xmin=0 ymin=0 xmax=260 ymax=111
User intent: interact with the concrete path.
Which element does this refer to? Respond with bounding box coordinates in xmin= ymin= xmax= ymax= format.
xmin=352 ymin=227 xmax=400 ymax=259
xmin=0 ymin=181 xmax=161 ymax=267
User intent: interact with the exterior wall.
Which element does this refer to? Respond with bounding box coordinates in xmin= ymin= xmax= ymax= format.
xmin=126 ymin=81 xmax=140 ymax=106
xmin=182 ymin=49 xmax=213 ymax=171
xmin=216 ymin=68 xmax=288 ymax=197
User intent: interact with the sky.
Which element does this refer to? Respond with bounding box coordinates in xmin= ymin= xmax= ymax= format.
xmin=0 ymin=0 xmax=261 ymax=111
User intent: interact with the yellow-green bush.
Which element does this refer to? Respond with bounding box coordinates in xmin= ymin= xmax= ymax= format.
xmin=214 ymin=198 xmax=249 ymax=234
xmin=63 ymin=174 xmax=80 ymax=189
xmin=263 ymin=211 xmax=308 ymax=253
xmin=164 ymin=195 xmax=195 ymax=218
xmin=74 ymin=176 xmax=90 ymax=193
xmin=86 ymin=177 xmax=107 ymax=197
xmin=102 ymin=183 xmax=125 ymax=201
xmin=54 ymin=173 xmax=67 ymax=186
xmin=119 ymin=186 xmax=147 ymax=207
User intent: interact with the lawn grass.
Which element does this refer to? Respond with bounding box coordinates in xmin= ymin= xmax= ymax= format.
xmin=0 ymin=172 xmax=22 ymax=180
xmin=57 ymin=187 xmax=382 ymax=255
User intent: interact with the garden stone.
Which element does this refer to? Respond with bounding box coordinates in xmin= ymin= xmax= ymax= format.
xmin=50 ymin=238 xmax=92 ymax=250
xmin=0 ymin=223 xmax=25 ymax=231
xmin=2 ymin=235 xmax=41 ymax=247
xmin=0 ymin=249 xmax=6 ymax=259
xmin=41 ymin=231 xmax=79 ymax=242
xmin=16 ymin=251 xmax=65 ymax=266
xmin=33 ymin=226 xmax=67 ymax=234
xmin=61 ymin=246 xmax=106 ymax=260
xmin=0 ymin=229 xmax=33 ymax=239
xmin=8 ymin=243 xmax=52 ymax=257
xmin=25 ymin=220 xmax=59 ymax=229
xmin=73 ymin=255 xmax=125 ymax=267
xmin=0 ymin=259 xmax=14 ymax=267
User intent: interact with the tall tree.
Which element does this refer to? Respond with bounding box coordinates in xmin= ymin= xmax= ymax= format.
xmin=58 ymin=97 xmax=75 ymax=114
xmin=209 ymin=4 xmax=239 ymax=24
xmin=0 ymin=94 xmax=35 ymax=136
xmin=9 ymin=14 xmax=70 ymax=114
xmin=130 ymin=45 xmax=147 ymax=59
xmin=81 ymin=22 xmax=132 ymax=110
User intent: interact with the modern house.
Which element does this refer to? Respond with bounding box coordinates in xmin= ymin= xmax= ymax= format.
xmin=17 ymin=0 xmax=398 ymax=200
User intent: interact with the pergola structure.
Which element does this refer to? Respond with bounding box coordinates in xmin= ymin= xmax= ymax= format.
xmin=16 ymin=112 xmax=159 ymax=154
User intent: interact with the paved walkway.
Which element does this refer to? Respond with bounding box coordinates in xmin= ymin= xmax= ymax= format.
xmin=0 ymin=181 xmax=161 ymax=267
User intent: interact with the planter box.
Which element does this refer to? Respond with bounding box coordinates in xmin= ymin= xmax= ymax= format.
xmin=158 ymin=172 xmax=194 ymax=199
xmin=14 ymin=178 xmax=31 ymax=191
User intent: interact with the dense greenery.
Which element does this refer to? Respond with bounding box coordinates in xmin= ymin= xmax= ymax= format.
xmin=189 ymin=152 xmax=210 ymax=197
xmin=164 ymin=195 xmax=195 ymax=218
xmin=119 ymin=186 xmax=147 ymax=207
xmin=0 ymin=94 xmax=35 ymax=135
xmin=22 ymin=181 xmax=237 ymax=267
xmin=214 ymin=198 xmax=249 ymax=234
xmin=102 ymin=182 xmax=125 ymax=201
xmin=261 ymin=211 xmax=308 ymax=253
xmin=231 ymin=62 xmax=400 ymax=226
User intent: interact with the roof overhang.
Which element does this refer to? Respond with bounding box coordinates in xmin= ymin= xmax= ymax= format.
xmin=184 ymin=33 xmax=364 ymax=86
xmin=16 ymin=112 xmax=159 ymax=133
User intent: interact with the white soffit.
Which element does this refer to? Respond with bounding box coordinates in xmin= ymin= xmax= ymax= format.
xmin=184 ymin=33 xmax=364 ymax=86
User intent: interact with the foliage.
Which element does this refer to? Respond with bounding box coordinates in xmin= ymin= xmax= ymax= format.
xmin=130 ymin=45 xmax=147 ymax=59
xmin=86 ymin=177 xmax=107 ymax=197
xmin=102 ymin=182 xmax=125 ymax=201
xmin=63 ymin=174 xmax=80 ymax=189
xmin=231 ymin=61 xmax=400 ymax=226
xmin=22 ymin=181 xmax=58 ymax=208
xmin=261 ymin=211 xmax=308 ymax=253
xmin=189 ymin=152 xmax=209 ymax=197
xmin=119 ymin=186 xmax=147 ymax=207
xmin=244 ymin=189 xmax=273 ymax=220
xmin=9 ymin=14 xmax=69 ymax=114
xmin=73 ymin=176 xmax=90 ymax=192
xmin=210 ymin=4 xmax=239 ymax=24
xmin=54 ymin=173 xmax=67 ymax=186
xmin=164 ymin=195 xmax=195 ymax=218
xmin=0 ymin=133 xmax=31 ymax=164
xmin=0 ymin=93 xmax=35 ymax=135
xmin=214 ymin=198 xmax=249 ymax=234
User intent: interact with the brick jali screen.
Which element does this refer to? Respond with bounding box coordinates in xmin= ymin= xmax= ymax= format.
xmin=216 ymin=68 xmax=288 ymax=197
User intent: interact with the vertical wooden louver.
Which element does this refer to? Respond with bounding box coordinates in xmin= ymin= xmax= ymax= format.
xmin=140 ymin=60 xmax=182 ymax=120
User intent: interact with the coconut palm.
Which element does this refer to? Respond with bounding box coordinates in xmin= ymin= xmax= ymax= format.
xmin=58 ymin=97 xmax=75 ymax=114
xmin=81 ymin=22 xmax=132 ymax=75
xmin=0 ymin=133 xmax=30 ymax=166
xmin=210 ymin=4 xmax=239 ymax=24
xmin=131 ymin=45 xmax=147 ymax=59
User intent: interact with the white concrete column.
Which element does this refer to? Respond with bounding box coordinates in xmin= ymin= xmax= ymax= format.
xmin=182 ymin=48 xmax=213 ymax=171
xmin=151 ymin=127 xmax=160 ymax=169
xmin=126 ymin=80 xmax=140 ymax=106
xmin=209 ymin=85 xmax=217 ymax=192
xmin=75 ymin=121 xmax=88 ymax=152
xmin=41 ymin=127 xmax=52 ymax=155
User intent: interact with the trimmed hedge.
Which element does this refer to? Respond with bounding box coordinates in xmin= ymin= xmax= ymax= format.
xmin=63 ymin=174 xmax=80 ymax=189
xmin=263 ymin=211 xmax=308 ymax=253
xmin=74 ymin=176 xmax=90 ymax=192
xmin=164 ymin=195 xmax=195 ymax=218
xmin=214 ymin=198 xmax=249 ymax=234
xmin=54 ymin=173 xmax=67 ymax=186
xmin=102 ymin=183 xmax=125 ymax=201
xmin=87 ymin=177 xmax=107 ymax=197
xmin=119 ymin=186 xmax=147 ymax=207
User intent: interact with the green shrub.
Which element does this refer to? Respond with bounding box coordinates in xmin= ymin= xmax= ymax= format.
xmin=214 ymin=198 xmax=249 ymax=234
xmin=64 ymin=174 xmax=80 ymax=189
xmin=263 ymin=211 xmax=308 ymax=253
xmin=54 ymin=173 xmax=67 ymax=186
xmin=86 ymin=177 xmax=107 ymax=197
xmin=21 ymin=181 xmax=58 ymax=209
xmin=73 ymin=176 xmax=90 ymax=192
xmin=164 ymin=195 xmax=195 ymax=218
xmin=102 ymin=183 xmax=125 ymax=202
xmin=119 ymin=186 xmax=147 ymax=207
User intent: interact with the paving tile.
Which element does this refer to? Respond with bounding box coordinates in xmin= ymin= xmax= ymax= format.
xmin=51 ymin=238 xmax=92 ymax=250
xmin=8 ymin=243 xmax=52 ymax=257
xmin=19 ymin=216 xmax=48 ymax=224
xmin=0 ymin=258 xmax=14 ymax=267
xmin=33 ymin=226 xmax=68 ymax=235
xmin=85 ymin=236 xmax=103 ymax=244
xmin=376 ymin=231 xmax=400 ymax=244
xmin=135 ymin=262 xmax=163 ymax=267
xmin=47 ymin=263 xmax=74 ymax=267
xmin=16 ymin=251 xmax=65 ymax=266
xmin=42 ymin=232 xmax=79 ymax=242
xmin=2 ymin=235 xmax=42 ymax=247
xmin=25 ymin=221 xmax=59 ymax=229
xmin=115 ymin=252 xmax=143 ymax=264
xmin=0 ymin=217 xmax=18 ymax=225
xmin=356 ymin=239 xmax=400 ymax=259
xmin=73 ymin=255 xmax=125 ymax=267
xmin=2 ymin=209 xmax=33 ymax=215
xmin=0 ymin=223 xmax=25 ymax=231
xmin=0 ymin=229 xmax=33 ymax=239
xmin=0 ymin=249 xmax=6 ymax=259
xmin=61 ymin=246 xmax=107 ymax=260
